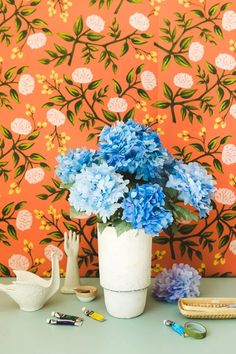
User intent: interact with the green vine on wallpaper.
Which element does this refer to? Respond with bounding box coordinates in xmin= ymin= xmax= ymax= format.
xmin=0 ymin=0 xmax=52 ymax=53
xmin=39 ymin=15 xmax=153 ymax=69
xmin=89 ymin=0 xmax=143 ymax=15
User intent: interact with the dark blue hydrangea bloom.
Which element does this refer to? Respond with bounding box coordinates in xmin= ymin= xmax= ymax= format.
xmin=152 ymin=263 xmax=201 ymax=303
xmin=99 ymin=119 xmax=169 ymax=182
xmin=55 ymin=148 xmax=100 ymax=184
xmin=166 ymin=161 xmax=216 ymax=217
xmin=122 ymin=184 xmax=173 ymax=235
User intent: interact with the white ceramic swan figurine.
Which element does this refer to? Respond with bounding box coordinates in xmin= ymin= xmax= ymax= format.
xmin=0 ymin=252 xmax=60 ymax=311
xmin=61 ymin=230 xmax=80 ymax=294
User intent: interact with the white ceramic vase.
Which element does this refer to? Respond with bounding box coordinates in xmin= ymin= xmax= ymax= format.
xmin=97 ymin=225 xmax=152 ymax=319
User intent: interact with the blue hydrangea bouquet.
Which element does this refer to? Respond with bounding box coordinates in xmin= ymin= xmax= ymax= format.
xmin=56 ymin=119 xmax=216 ymax=237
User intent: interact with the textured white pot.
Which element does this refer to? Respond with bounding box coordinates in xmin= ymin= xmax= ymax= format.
xmin=97 ymin=225 xmax=152 ymax=318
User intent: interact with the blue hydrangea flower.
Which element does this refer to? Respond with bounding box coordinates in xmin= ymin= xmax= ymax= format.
xmin=55 ymin=148 xmax=100 ymax=184
xmin=122 ymin=184 xmax=173 ymax=236
xmin=99 ymin=119 xmax=169 ymax=182
xmin=152 ymin=263 xmax=201 ymax=303
xmin=166 ymin=161 xmax=216 ymax=217
xmin=68 ymin=162 xmax=129 ymax=223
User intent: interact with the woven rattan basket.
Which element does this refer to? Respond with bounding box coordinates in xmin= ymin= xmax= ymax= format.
xmin=178 ymin=297 xmax=236 ymax=319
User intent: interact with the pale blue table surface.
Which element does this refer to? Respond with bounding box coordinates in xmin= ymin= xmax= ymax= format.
xmin=0 ymin=278 xmax=236 ymax=354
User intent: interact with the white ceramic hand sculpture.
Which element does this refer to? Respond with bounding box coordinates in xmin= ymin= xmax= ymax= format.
xmin=61 ymin=230 xmax=80 ymax=294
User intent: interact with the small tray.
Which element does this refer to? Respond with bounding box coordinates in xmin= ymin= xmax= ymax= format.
xmin=178 ymin=297 xmax=236 ymax=319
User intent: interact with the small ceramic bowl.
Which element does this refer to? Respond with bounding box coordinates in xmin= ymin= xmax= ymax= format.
xmin=74 ymin=285 xmax=97 ymax=302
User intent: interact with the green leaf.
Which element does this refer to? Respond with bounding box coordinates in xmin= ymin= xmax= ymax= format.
xmin=66 ymin=87 xmax=80 ymax=96
xmin=180 ymin=36 xmax=193 ymax=50
xmin=75 ymin=100 xmax=82 ymax=114
xmin=217 ymin=86 xmax=224 ymax=101
xmin=220 ymin=135 xmax=232 ymax=144
xmin=4 ymin=66 xmax=16 ymax=80
xmin=37 ymin=193 xmax=49 ymax=200
xmin=189 ymin=143 xmax=204 ymax=152
xmin=48 ymin=231 xmax=63 ymax=239
xmin=63 ymin=75 xmax=73 ymax=85
xmin=18 ymin=143 xmax=33 ymax=150
xmin=208 ymin=136 xmax=219 ymax=150
xmin=220 ymin=3 xmax=232 ymax=11
xmin=88 ymin=80 xmax=101 ymax=90
xmin=130 ymin=37 xmax=147 ymax=45
xmin=2 ymin=202 xmax=14 ymax=216
xmin=126 ymin=68 xmax=134 ymax=84
xmin=213 ymin=158 xmax=223 ymax=173
xmin=172 ymin=204 xmax=199 ymax=222
xmin=32 ymin=18 xmax=48 ymax=26
xmin=137 ymin=88 xmax=150 ymax=100
xmin=174 ymin=55 xmax=191 ymax=68
xmin=113 ymin=80 xmax=122 ymax=94
xmin=16 ymin=30 xmax=27 ymax=43
xmin=218 ymin=235 xmax=230 ymax=248
xmin=14 ymin=165 xmax=25 ymax=178
xmin=136 ymin=64 xmax=144 ymax=74
xmin=216 ymin=221 xmax=224 ymax=237
xmin=20 ymin=8 xmax=36 ymax=16
xmin=12 ymin=151 xmax=19 ymax=167
xmin=152 ymin=100 xmax=170 ymax=108
xmin=17 ymin=66 xmax=28 ymax=75
xmin=67 ymin=110 xmax=75 ymax=125
xmin=10 ymin=89 xmax=19 ymax=103
xmin=30 ymin=153 xmax=45 ymax=161
xmin=40 ymin=162 xmax=50 ymax=170
xmin=14 ymin=201 xmax=26 ymax=210
xmin=123 ymin=108 xmax=135 ymax=122
xmin=191 ymin=9 xmax=204 ymax=17
xmin=179 ymin=224 xmax=196 ymax=234
xmin=163 ymin=83 xmax=173 ymax=99
xmin=206 ymin=62 xmax=217 ymax=74
xmin=39 ymin=58 xmax=50 ymax=65
xmin=87 ymin=32 xmax=104 ymax=41
xmin=161 ymin=55 xmax=171 ymax=71
xmin=30 ymin=0 xmax=41 ymax=5
xmin=214 ymin=25 xmax=223 ymax=38
xmin=57 ymin=32 xmax=74 ymax=41
xmin=222 ymin=213 xmax=236 ymax=221
xmin=0 ymin=263 xmax=10 ymax=276
xmin=180 ymin=89 xmax=197 ymax=98
xmin=223 ymin=78 xmax=236 ymax=85
xmin=51 ymin=95 xmax=65 ymax=103
xmin=7 ymin=224 xmax=17 ymax=239
xmin=113 ymin=220 xmax=132 ymax=236
xmin=98 ymin=223 xmax=108 ymax=234
xmin=219 ymin=99 xmax=230 ymax=112
xmin=73 ymin=16 xmax=83 ymax=36
xmin=86 ymin=216 xmax=97 ymax=225
xmin=153 ymin=236 xmax=169 ymax=244
xmin=208 ymin=3 xmax=219 ymax=16
xmin=28 ymin=131 xmax=40 ymax=140
xmin=54 ymin=44 xmax=67 ymax=54
xmin=120 ymin=42 xmax=129 ymax=56
xmin=40 ymin=238 xmax=52 ymax=244
xmin=63 ymin=222 xmax=78 ymax=232
xmin=1 ymin=126 xmax=12 ymax=139
xmin=102 ymin=109 xmax=117 ymax=122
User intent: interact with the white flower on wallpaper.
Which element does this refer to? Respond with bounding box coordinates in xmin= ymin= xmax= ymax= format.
xmin=229 ymin=104 xmax=236 ymax=119
xmin=18 ymin=74 xmax=35 ymax=95
xmin=215 ymin=188 xmax=236 ymax=205
xmin=215 ymin=53 xmax=236 ymax=70
xmin=16 ymin=210 xmax=33 ymax=231
xmin=11 ymin=118 xmax=32 ymax=135
xmin=141 ymin=70 xmax=157 ymax=91
xmin=229 ymin=240 xmax=236 ymax=255
xmin=25 ymin=167 xmax=45 ymax=184
xmin=222 ymin=10 xmax=236 ymax=31
xmin=129 ymin=13 xmax=150 ymax=31
xmin=86 ymin=15 xmax=105 ymax=33
xmin=44 ymin=245 xmax=64 ymax=261
xmin=72 ymin=67 xmax=93 ymax=83
xmin=27 ymin=32 xmax=47 ymax=49
xmin=222 ymin=144 xmax=236 ymax=165
xmin=188 ymin=42 xmax=204 ymax=62
xmin=46 ymin=108 xmax=66 ymax=127
xmin=173 ymin=73 xmax=193 ymax=89
xmin=8 ymin=254 xmax=30 ymax=271
xmin=107 ymin=97 xmax=128 ymax=112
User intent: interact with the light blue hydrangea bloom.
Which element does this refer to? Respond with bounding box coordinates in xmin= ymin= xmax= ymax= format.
xmin=122 ymin=184 xmax=173 ymax=236
xmin=55 ymin=148 xmax=100 ymax=184
xmin=68 ymin=162 xmax=129 ymax=223
xmin=99 ymin=119 xmax=169 ymax=182
xmin=152 ymin=263 xmax=201 ymax=303
xmin=166 ymin=161 xmax=216 ymax=217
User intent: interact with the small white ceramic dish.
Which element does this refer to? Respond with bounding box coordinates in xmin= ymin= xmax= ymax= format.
xmin=74 ymin=285 xmax=97 ymax=302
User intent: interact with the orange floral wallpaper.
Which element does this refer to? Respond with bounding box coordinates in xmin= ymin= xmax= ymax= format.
xmin=0 ymin=0 xmax=235 ymax=277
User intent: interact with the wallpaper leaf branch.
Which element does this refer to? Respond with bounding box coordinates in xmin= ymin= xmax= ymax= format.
xmin=0 ymin=0 xmax=235 ymax=277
